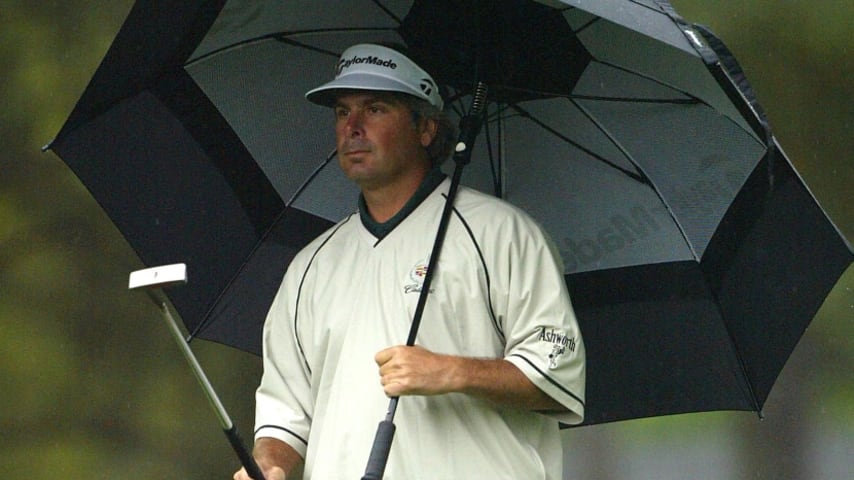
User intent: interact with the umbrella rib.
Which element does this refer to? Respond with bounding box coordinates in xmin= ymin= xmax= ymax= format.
xmin=495 ymin=59 xmax=707 ymax=107
xmin=497 ymin=84 xmax=699 ymax=105
xmin=568 ymin=11 xmax=600 ymax=35
xmin=593 ymin=59 xmax=706 ymax=104
xmin=371 ymin=0 xmax=403 ymax=24
xmin=507 ymin=103 xmax=646 ymax=184
xmin=506 ymin=99 xmax=699 ymax=261
xmin=570 ymin=98 xmax=701 ymax=261
xmin=483 ymin=106 xmax=504 ymax=197
xmin=185 ymin=28 xmax=396 ymax=66
xmin=584 ymin=58 xmax=765 ymax=150
xmin=571 ymin=94 xmax=699 ymax=104
xmin=187 ymin=149 xmax=339 ymax=342
xmin=285 ymin=148 xmax=339 ymax=208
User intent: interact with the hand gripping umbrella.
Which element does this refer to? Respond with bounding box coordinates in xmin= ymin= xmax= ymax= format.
xmin=46 ymin=0 xmax=853 ymax=475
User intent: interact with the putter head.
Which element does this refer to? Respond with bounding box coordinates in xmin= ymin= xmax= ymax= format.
xmin=128 ymin=263 xmax=188 ymax=291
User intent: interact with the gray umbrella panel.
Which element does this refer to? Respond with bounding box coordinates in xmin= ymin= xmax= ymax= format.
xmin=185 ymin=0 xmax=766 ymax=275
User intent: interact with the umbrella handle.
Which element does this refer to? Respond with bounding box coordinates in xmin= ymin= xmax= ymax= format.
xmin=361 ymin=417 xmax=396 ymax=480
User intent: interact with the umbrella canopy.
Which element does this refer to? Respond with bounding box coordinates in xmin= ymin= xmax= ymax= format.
xmin=47 ymin=0 xmax=852 ymax=426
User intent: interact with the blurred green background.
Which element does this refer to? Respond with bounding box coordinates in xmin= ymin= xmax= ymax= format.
xmin=1 ymin=1 xmax=850 ymax=478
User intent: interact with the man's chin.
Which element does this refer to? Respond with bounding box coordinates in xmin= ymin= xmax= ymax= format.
xmin=343 ymin=168 xmax=374 ymax=186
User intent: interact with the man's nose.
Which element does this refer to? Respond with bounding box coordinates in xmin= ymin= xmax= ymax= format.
xmin=345 ymin=110 xmax=364 ymax=136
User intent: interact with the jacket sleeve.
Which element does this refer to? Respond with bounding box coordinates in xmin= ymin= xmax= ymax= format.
xmin=496 ymin=210 xmax=587 ymax=425
xmin=254 ymin=259 xmax=314 ymax=457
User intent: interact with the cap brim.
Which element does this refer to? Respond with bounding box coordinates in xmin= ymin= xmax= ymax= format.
xmin=306 ymin=73 xmax=435 ymax=108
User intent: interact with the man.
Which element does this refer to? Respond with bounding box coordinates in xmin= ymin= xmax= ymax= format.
xmin=235 ymin=43 xmax=585 ymax=480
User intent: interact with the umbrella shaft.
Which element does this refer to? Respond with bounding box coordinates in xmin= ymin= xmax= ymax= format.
xmin=362 ymin=84 xmax=488 ymax=479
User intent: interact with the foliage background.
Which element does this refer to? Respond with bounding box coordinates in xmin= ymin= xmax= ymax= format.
xmin=1 ymin=1 xmax=850 ymax=478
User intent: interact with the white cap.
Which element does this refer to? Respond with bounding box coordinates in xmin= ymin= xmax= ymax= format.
xmin=305 ymin=44 xmax=443 ymax=110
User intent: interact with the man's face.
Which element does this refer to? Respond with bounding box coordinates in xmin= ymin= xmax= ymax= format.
xmin=334 ymin=92 xmax=434 ymax=190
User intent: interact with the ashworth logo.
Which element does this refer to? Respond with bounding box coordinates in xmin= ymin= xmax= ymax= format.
xmin=404 ymin=258 xmax=429 ymax=294
xmin=538 ymin=327 xmax=576 ymax=369
xmin=338 ymin=55 xmax=397 ymax=75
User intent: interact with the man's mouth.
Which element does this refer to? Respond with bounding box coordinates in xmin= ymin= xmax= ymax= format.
xmin=341 ymin=140 xmax=371 ymax=156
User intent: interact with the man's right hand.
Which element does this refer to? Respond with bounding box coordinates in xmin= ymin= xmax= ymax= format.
xmin=232 ymin=465 xmax=285 ymax=480
xmin=232 ymin=437 xmax=303 ymax=480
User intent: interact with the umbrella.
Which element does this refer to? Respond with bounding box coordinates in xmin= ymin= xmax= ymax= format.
xmin=46 ymin=0 xmax=851 ymax=435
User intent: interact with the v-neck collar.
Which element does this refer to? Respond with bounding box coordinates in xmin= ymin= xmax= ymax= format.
xmin=359 ymin=167 xmax=447 ymax=241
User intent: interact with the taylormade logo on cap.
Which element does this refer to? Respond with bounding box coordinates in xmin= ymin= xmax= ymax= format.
xmin=306 ymin=43 xmax=444 ymax=110
xmin=337 ymin=55 xmax=397 ymax=75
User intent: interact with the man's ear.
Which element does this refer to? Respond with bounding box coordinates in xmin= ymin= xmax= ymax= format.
xmin=419 ymin=117 xmax=438 ymax=148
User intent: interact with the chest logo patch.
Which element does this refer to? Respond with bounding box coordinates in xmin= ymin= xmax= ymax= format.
xmin=404 ymin=258 xmax=430 ymax=294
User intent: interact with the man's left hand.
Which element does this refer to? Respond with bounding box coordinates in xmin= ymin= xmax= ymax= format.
xmin=374 ymin=345 xmax=458 ymax=397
